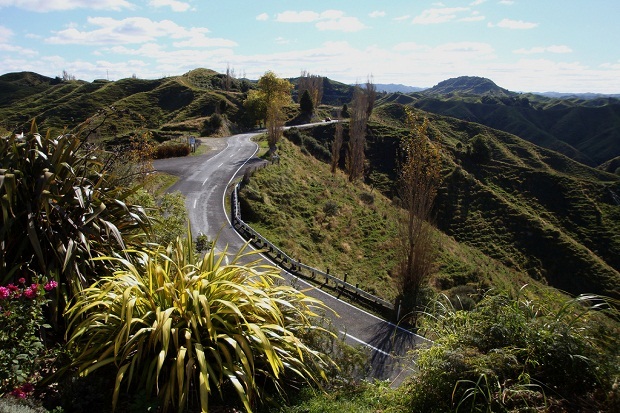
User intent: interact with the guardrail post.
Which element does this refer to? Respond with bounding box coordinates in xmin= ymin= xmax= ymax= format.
xmin=343 ymin=273 xmax=348 ymax=284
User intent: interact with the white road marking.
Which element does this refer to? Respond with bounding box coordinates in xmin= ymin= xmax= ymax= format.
xmin=218 ymin=163 xmax=223 ymax=168
xmin=193 ymin=199 xmax=197 ymax=209
xmin=202 ymin=177 xmax=208 ymax=186
xmin=340 ymin=331 xmax=391 ymax=357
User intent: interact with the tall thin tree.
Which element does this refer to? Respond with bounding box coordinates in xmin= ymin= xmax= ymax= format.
xmin=346 ymin=85 xmax=368 ymax=182
xmin=331 ymin=112 xmax=343 ymax=174
xmin=396 ymin=108 xmax=442 ymax=323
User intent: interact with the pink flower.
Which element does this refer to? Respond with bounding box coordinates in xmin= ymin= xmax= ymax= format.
xmin=23 ymin=287 xmax=37 ymax=299
xmin=10 ymin=388 xmax=26 ymax=398
xmin=44 ymin=280 xmax=58 ymax=291
xmin=0 ymin=286 xmax=9 ymax=300
xmin=7 ymin=284 xmax=18 ymax=292
xmin=18 ymin=277 xmax=26 ymax=284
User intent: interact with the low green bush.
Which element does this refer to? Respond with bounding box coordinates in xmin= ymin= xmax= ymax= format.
xmin=407 ymin=288 xmax=620 ymax=412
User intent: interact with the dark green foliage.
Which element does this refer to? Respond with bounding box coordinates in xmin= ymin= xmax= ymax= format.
xmin=341 ymin=103 xmax=349 ymax=118
xmin=407 ymin=290 xmax=620 ymax=412
xmin=469 ymin=134 xmax=492 ymax=163
xmin=0 ymin=126 xmax=150 ymax=295
xmin=201 ymin=112 xmax=224 ymax=135
xmin=299 ymin=90 xmax=314 ymax=115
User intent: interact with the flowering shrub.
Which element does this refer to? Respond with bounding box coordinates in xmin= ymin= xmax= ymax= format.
xmin=0 ymin=277 xmax=58 ymax=397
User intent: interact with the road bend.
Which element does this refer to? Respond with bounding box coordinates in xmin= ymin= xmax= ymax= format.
xmin=153 ymin=131 xmax=428 ymax=385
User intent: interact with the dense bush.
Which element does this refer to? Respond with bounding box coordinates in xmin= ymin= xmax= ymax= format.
xmin=0 ymin=124 xmax=150 ymax=301
xmin=153 ymin=142 xmax=191 ymax=159
xmin=406 ymin=288 xmax=620 ymax=412
xmin=65 ymin=236 xmax=334 ymax=413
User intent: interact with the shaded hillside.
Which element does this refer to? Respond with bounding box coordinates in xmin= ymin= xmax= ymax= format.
xmin=397 ymin=77 xmax=620 ymax=166
xmin=288 ymin=107 xmax=620 ymax=299
xmin=411 ymin=98 xmax=620 ymax=166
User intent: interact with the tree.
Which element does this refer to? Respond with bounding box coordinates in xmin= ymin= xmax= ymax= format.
xmin=365 ymin=75 xmax=377 ymax=118
xmin=331 ymin=113 xmax=343 ymax=174
xmin=298 ymin=70 xmax=323 ymax=112
xmin=299 ymin=89 xmax=314 ymax=116
xmin=345 ymin=85 xmax=369 ymax=182
xmin=396 ymin=108 xmax=442 ymax=323
xmin=243 ymin=71 xmax=292 ymax=152
xmin=224 ymin=63 xmax=235 ymax=91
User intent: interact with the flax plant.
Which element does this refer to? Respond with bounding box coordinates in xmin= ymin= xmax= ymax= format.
xmin=65 ymin=235 xmax=334 ymax=413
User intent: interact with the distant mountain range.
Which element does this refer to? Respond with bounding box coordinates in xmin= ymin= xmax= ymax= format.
xmin=375 ymin=77 xmax=620 ymax=100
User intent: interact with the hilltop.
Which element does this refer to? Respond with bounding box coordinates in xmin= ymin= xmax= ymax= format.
xmin=373 ymin=76 xmax=620 ymax=167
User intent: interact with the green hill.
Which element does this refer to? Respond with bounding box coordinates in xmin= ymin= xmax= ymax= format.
xmin=388 ymin=76 xmax=620 ymax=167
xmin=274 ymin=106 xmax=620 ymax=299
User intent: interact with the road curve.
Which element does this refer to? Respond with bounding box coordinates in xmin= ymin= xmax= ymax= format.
xmin=153 ymin=131 xmax=427 ymax=384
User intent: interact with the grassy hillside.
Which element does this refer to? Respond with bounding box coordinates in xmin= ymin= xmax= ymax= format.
xmin=0 ymin=69 xmax=250 ymax=143
xmin=240 ymin=137 xmax=530 ymax=305
xmin=269 ymin=107 xmax=620 ymax=299
xmin=410 ymin=97 xmax=620 ymax=166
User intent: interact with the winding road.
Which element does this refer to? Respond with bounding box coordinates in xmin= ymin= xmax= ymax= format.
xmin=153 ymin=130 xmax=427 ymax=385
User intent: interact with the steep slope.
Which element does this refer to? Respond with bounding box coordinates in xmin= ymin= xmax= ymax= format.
xmin=292 ymin=106 xmax=620 ymax=299
xmin=412 ymin=98 xmax=620 ymax=166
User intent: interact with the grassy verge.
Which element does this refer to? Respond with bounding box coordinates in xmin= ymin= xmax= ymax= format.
xmin=239 ymin=136 xmax=539 ymax=305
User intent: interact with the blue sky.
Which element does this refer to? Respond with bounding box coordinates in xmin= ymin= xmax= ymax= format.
xmin=0 ymin=0 xmax=618 ymax=93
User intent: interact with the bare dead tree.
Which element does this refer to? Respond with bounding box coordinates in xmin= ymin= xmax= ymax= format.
xmin=365 ymin=75 xmax=377 ymax=118
xmin=298 ymin=70 xmax=324 ymax=112
xmin=396 ymin=108 xmax=442 ymax=323
xmin=224 ymin=63 xmax=236 ymax=91
xmin=345 ymin=85 xmax=368 ymax=182
xmin=331 ymin=113 xmax=343 ymax=174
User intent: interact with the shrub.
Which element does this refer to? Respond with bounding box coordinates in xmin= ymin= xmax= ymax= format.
xmin=153 ymin=143 xmax=191 ymax=159
xmin=0 ymin=123 xmax=151 ymax=301
xmin=65 ymin=235 xmax=334 ymax=413
xmin=407 ymin=288 xmax=620 ymax=412
xmin=0 ymin=277 xmax=59 ymax=397
xmin=322 ymin=201 xmax=339 ymax=217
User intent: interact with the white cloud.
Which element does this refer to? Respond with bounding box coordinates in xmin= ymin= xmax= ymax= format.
xmin=274 ymin=9 xmax=367 ymax=32
xmin=276 ymin=10 xmax=320 ymax=23
xmin=460 ymin=15 xmax=485 ymax=22
xmin=499 ymin=0 xmax=514 ymax=5
xmin=45 ymin=17 xmax=238 ymax=48
xmin=316 ymin=16 xmax=366 ymax=32
xmin=0 ymin=25 xmax=12 ymax=41
xmin=256 ymin=13 xmax=269 ymax=21
xmin=369 ymin=10 xmax=386 ymax=18
xmin=393 ymin=15 xmax=411 ymax=21
xmin=412 ymin=7 xmax=469 ymax=24
xmin=0 ymin=0 xmax=135 ymax=12
xmin=514 ymin=45 xmax=573 ymax=54
xmin=149 ymin=0 xmax=190 ymax=12
xmin=492 ymin=18 xmax=538 ymax=29
xmin=470 ymin=0 xmax=486 ymax=5
xmin=274 ymin=37 xmax=291 ymax=45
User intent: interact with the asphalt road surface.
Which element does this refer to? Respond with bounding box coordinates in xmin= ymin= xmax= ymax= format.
xmin=153 ymin=130 xmax=428 ymax=385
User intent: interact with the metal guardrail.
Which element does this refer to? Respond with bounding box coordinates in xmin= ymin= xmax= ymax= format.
xmin=231 ymin=183 xmax=395 ymax=315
